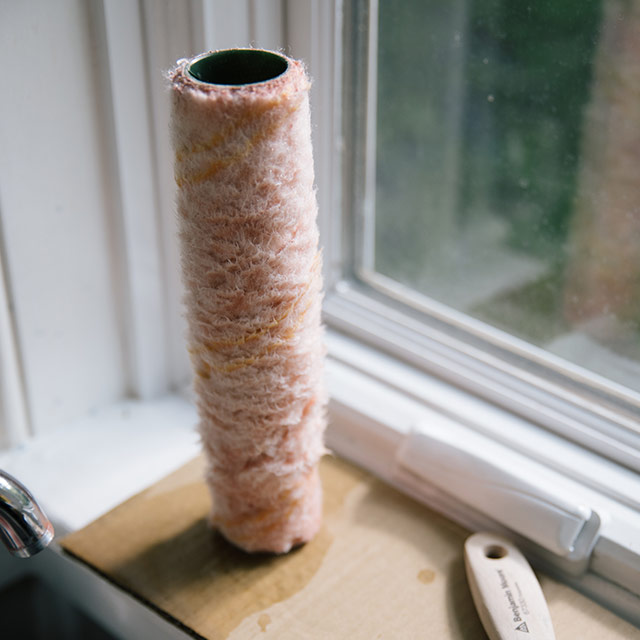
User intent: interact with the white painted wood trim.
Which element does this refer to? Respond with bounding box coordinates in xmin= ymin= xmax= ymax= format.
xmin=251 ymin=0 xmax=285 ymax=50
xmin=286 ymin=0 xmax=342 ymax=288
xmin=201 ymin=0 xmax=251 ymax=51
xmin=100 ymin=0 xmax=169 ymax=399
xmin=0 ymin=225 xmax=30 ymax=446
xmin=361 ymin=0 xmax=378 ymax=272
xmin=140 ymin=0 xmax=204 ymax=391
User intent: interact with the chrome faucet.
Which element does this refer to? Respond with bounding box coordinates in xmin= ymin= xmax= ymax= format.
xmin=0 ymin=470 xmax=54 ymax=557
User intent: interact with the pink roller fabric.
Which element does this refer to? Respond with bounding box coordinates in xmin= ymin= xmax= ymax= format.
xmin=170 ymin=51 xmax=326 ymax=553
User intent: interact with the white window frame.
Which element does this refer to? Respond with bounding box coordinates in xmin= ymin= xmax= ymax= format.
xmin=0 ymin=0 xmax=638 ymax=630
xmin=328 ymin=0 xmax=640 ymax=470
xmin=292 ymin=0 xmax=640 ymax=625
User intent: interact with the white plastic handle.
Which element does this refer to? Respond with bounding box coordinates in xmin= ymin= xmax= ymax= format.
xmin=465 ymin=532 xmax=555 ymax=640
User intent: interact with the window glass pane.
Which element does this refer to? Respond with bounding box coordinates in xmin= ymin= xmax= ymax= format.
xmin=370 ymin=0 xmax=640 ymax=393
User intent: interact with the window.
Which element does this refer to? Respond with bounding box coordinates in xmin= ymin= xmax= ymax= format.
xmin=371 ymin=0 xmax=639 ymax=401
xmin=322 ymin=0 xmax=640 ymax=623
xmin=1 ymin=0 xmax=638 ymax=627
xmin=329 ymin=0 xmax=640 ymax=469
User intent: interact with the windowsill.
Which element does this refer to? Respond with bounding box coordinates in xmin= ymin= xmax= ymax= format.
xmin=0 ymin=394 xmax=203 ymax=639
xmin=0 ymin=395 xmax=201 ymax=536
xmin=1 ymin=398 xmax=637 ymax=639
xmin=58 ymin=452 xmax=639 ymax=639
xmin=1 ymin=334 xmax=639 ymax=630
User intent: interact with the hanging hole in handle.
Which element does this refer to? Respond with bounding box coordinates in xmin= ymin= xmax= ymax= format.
xmin=484 ymin=544 xmax=508 ymax=559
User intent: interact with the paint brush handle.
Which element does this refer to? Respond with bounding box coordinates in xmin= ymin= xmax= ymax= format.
xmin=464 ymin=532 xmax=556 ymax=639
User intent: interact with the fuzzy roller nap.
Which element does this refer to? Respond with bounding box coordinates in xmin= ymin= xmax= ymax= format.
xmin=170 ymin=49 xmax=326 ymax=553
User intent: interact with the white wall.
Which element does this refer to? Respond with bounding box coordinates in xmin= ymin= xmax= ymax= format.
xmin=0 ymin=1 xmax=127 ymax=440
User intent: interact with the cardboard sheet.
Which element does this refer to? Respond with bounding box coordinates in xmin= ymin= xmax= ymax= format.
xmin=61 ymin=456 xmax=638 ymax=639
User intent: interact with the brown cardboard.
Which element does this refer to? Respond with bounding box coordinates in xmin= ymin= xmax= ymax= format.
xmin=61 ymin=456 xmax=639 ymax=639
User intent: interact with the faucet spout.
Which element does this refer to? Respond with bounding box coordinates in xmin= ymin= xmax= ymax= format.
xmin=0 ymin=470 xmax=54 ymax=558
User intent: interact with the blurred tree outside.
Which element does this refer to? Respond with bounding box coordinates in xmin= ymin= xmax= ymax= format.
xmin=371 ymin=0 xmax=640 ymax=388
xmin=373 ymin=0 xmax=601 ymax=340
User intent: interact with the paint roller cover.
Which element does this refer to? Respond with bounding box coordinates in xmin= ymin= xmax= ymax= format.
xmin=170 ymin=50 xmax=327 ymax=554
